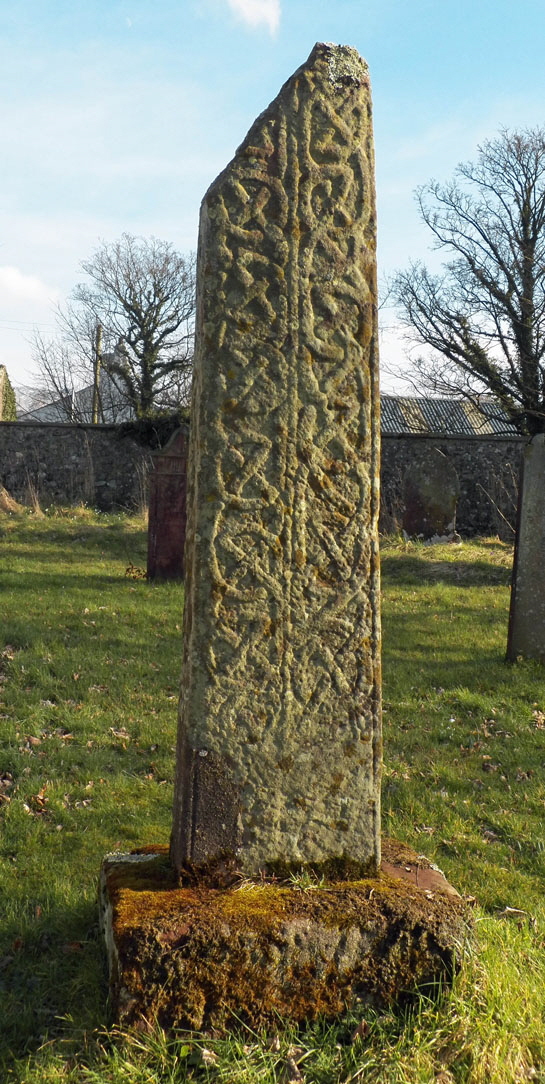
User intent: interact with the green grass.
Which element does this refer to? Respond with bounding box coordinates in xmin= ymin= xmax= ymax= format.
xmin=1 ymin=513 xmax=545 ymax=1082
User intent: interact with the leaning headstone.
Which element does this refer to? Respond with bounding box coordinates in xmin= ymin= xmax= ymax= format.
xmin=147 ymin=426 xmax=189 ymax=581
xmin=507 ymin=434 xmax=545 ymax=661
xmin=402 ymin=448 xmax=460 ymax=541
xmin=170 ymin=40 xmax=381 ymax=880
xmin=100 ymin=43 xmax=470 ymax=1032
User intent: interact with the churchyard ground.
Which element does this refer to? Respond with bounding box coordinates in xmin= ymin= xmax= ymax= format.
xmin=0 ymin=507 xmax=544 ymax=1082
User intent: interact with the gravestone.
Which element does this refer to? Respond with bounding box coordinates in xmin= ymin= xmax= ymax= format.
xmin=147 ymin=426 xmax=189 ymax=581
xmin=507 ymin=434 xmax=545 ymax=661
xmin=100 ymin=44 xmax=470 ymax=1032
xmin=170 ymin=40 xmax=382 ymax=881
xmin=402 ymin=448 xmax=460 ymax=541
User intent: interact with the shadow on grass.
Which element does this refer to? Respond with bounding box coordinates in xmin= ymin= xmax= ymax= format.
xmin=0 ymin=897 xmax=108 ymax=1070
xmin=382 ymin=554 xmax=512 ymax=588
xmin=382 ymin=607 xmax=508 ymax=680
xmin=2 ymin=517 xmax=144 ymax=537
xmin=1 ymin=520 xmax=147 ymax=559
xmin=3 ymin=565 xmax=133 ymax=588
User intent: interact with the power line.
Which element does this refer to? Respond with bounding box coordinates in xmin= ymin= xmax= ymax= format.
xmin=0 ymin=320 xmax=57 ymax=331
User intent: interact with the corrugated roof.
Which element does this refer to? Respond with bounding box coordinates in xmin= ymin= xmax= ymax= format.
xmin=380 ymin=396 xmax=519 ymax=436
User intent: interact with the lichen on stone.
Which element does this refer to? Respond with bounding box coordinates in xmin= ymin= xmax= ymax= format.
xmin=171 ymin=40 xmax=381 ymax=882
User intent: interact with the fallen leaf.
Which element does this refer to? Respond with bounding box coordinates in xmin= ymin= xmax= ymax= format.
xmin=351 ymin=1019 xmax=370 ymax=1043
xmin=482 ymin=759 xmax=500 ymax=773
xmin=110 ymin=726 xmax=130 ymax=739
xmin=287 ymin=1046 xmax=305 ymax=1060
xmin=280 ymin=1058 xmax=303 ymax=1083
xmin=199 ymin=1048 xmax=219 ymax=1067
xmin=497 ymin=906 xmax=528 ymax=918
xmin=515 ymin=768 xmax=533 ymax=782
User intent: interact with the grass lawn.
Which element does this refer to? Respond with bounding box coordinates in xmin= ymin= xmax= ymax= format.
xmin=0 ymin=509 xmax=544 ymax=1082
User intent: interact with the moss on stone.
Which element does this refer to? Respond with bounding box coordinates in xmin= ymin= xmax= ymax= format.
xmin=101 ymin=840 xmax=472 ymax=1034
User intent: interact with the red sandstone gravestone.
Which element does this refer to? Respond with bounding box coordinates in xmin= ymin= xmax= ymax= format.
xmin=147 ymin=426 xmax=189 ymax=582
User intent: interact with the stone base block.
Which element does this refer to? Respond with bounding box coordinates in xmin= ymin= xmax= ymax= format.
xmin=99 ymin=841 xmax=471 ymax=1033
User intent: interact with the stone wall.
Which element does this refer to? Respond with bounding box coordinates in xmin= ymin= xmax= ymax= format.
xmin=0 ymin=422 xmax=152 ymax=511
xmin=0 ymin=422 xmax=526 ymax=535
xmin=380 ymin=433 xmax=524 ymax=540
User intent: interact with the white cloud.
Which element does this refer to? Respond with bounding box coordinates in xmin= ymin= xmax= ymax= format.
xmin=0 ymin=266 xmax=59 ymax=305
xmin=226 ymin=0 xmax=280 ymax=34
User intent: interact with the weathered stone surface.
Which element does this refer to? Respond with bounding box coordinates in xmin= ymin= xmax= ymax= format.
xmin=402 ymin=448 xmax=460 ymax=540
xmin=170 ymin=42 xmax=381 ymax=880
xmin=507 ymin=434 xmax=545 ymax=661
xmin=147 ymin=427 xmax=189 ymax=581
xmin=100 ymin=843 xmax=470 ymax=1033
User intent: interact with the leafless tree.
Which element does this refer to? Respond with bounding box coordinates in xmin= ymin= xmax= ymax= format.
xmin=393 ymin=128 xmax=545 ymax=435
xmin=31 ymin=234 xmax=196 ymax=420
xmin=28 ymin=331 xmax=97 ymax=421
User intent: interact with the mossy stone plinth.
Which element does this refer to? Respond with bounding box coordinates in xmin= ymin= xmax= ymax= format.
xmin=100 ymin=843 xmax=471 ymax=1033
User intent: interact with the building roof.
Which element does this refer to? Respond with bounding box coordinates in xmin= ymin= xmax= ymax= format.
xmin=17 ymin=369 xmax=133 ymax=424
xmin=15 ymin=386 xmax=520 ymax=437
xmin=380 ymin=396 xmax=520 ymax=437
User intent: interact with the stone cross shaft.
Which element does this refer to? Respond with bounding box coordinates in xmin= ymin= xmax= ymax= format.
xmin=171 ymin=43 xmax=382 ymax=881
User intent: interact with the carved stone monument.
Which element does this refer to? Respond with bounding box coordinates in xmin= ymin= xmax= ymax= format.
xmin=100 ymin=45 xmax=469 ymax=1032
xmin=507 ymin=434 xmax=545 ymax=661
xmin=170 ymin=41 xmax=382 ymax=881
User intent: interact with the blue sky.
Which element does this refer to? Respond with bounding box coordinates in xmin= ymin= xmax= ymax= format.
xmin=3 ymin=0 xmax=545 ymax=394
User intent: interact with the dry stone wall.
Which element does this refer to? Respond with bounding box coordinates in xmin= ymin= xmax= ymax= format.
xmin=0 ymin=422 xmax=152 ymax=511
xmin=380 ymin=434 xmax=524 ymax=540
xmin=0 ymin=423 xmax=525 ymax=533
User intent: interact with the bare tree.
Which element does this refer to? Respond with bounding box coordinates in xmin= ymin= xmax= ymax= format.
xmin=32 ymin=234 xmax=196 ymax=420
xmin=28 ymin=331 xmax=96 ymax=421
xmin=393 ymin=128 xmax=545 ymax=435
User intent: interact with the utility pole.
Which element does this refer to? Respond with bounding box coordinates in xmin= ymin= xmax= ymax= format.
xmin=92 ymin=323 xmax=102 ymax=424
